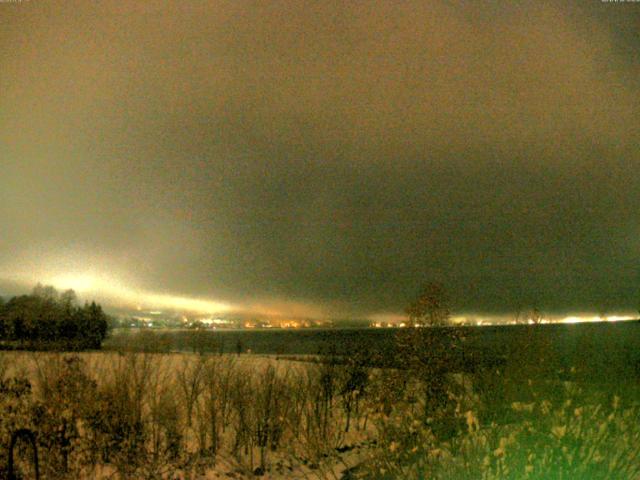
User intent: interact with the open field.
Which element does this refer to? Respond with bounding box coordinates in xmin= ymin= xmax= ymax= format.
xmin=3 ymin=323 xmax=640 ymax=479
xmin=105 ymin=321 xmax=640 ymax=380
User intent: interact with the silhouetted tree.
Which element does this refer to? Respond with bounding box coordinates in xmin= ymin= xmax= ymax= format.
xmin=530 ymin=307 xmax=543 ymax=325
xmin=59 ymin=289 xmax=78 ymax=312
xmin=405 ymin=282 xmax=451 ymax=327
xmin=0 ymin=285 xmax=109 ymax=349
xmin=80 ymin=301 xmax=109 ymax=349
xmin=32 ymin=283 xmax=59 ymax=302
xmin=514 ymin=306 xmax=527 ymax=325
xmin=396 ymin=282 xmax=464 ymax=437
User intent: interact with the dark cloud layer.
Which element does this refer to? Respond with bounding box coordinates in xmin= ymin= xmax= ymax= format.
xmin=1 ymin=1 xmax=639 ymax=318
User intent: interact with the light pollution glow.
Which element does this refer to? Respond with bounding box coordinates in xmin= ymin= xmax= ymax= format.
xmin=0 ymin=264 xmax=636 ymax=323
xmin=46 ymin=275 xmax=235 ymax=315
xmin=0 ymin=270 xmax=234 ymax=315
xmin=0 ymin=263 xmax=331 ymax=319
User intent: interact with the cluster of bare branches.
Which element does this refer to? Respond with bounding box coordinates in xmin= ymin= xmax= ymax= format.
xmin=0 ymin=351 xmax=388 ymax=478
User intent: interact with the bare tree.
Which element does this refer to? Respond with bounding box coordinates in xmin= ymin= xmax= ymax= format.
xmin=176 ymin=356 xmax=206 ymax=428
xmin=397 ymin=282 xmax=464 ymax=437
xmin=513 ymin=306 xmax=527 ymax=325
xmin=405 ymin=282 xmax=451 ymax=327
xmin=530 ymin=307 xmax=543 ymax=325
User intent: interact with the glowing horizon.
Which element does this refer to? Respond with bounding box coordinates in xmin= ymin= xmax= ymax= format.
xmin=0 ymin=269 xmax=636 ymax=323
xmin=0 ymin=271 xmax=235 ymax=315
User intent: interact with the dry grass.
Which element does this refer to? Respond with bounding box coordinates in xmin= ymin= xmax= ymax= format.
xmin=0 ymin=351 xmax=377 ymax=479
xmin=1 ymin=345 xmax=639 ymax=479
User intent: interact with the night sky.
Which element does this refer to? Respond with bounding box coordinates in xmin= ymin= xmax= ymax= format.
xmin=1 ymin=1 xmax=639 ymax=321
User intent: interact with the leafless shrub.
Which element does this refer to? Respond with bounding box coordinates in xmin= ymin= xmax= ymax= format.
xmin=176 ymin=355 xmax=206 ymax=428
xmin=293 ymin=363 xmax=344 ymax=467
xmin=229 ymin=365 xmax=255 ymax=470
xmin=396 ymin=283 xmax=466 ymax=439
xmin=30 ymin=354 xmax=98 ymax=478
xmin=0 ymin=375 xmax=34 ymax=479
xmin=196 ymin=357 xmax=222 ymax=459
xmin=139 ymin=356 xmax=183 ymax=479
xmin=337 ymin=352 xmax=369 ymax=433
xmin=253 ymin=364 xmax=289 ymax=473
xmin=70 ymin=353 xmax=169 ymax=478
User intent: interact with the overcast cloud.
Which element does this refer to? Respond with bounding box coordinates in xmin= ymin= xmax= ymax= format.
xmin=1 ymin=1 xmax=639 ymax=319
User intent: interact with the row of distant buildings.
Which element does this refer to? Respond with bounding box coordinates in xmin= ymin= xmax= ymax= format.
xmin=109 ymin=309 xmax=335 ymax=330
xmin=110 ymin=308 xmax=638 ymax=330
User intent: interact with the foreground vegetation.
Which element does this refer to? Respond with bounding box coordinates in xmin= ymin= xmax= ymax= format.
xmin=1 ymin=336 xmax=640 ymax=479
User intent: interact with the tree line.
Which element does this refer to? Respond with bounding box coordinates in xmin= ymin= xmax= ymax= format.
xmin=0 ymin=284 xmax=109 ymax=349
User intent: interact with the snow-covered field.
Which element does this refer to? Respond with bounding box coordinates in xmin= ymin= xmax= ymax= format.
xmin=0 ymin=351 xmax=381 ymax=479
xmin=3 ymin=340 xmax=640 ymax=479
